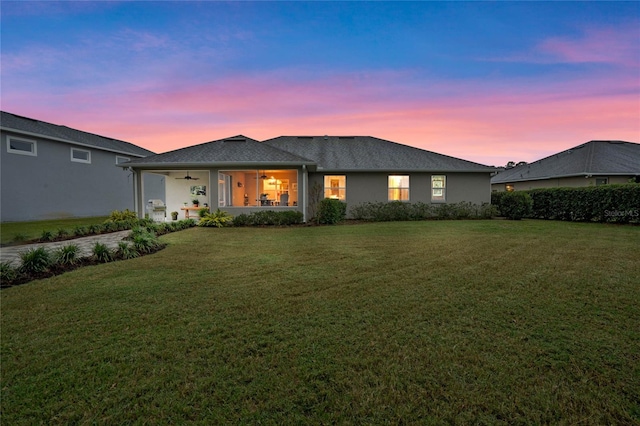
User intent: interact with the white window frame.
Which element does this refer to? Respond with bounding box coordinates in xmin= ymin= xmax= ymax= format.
xmin=324 ymin=175 xmax=346 ymax=201
xmin=116 ymin=155 xmax=130 ymax=164
xmin=70 ymin=147 xmax=91 ymax=164
xmin=6 ymin=136 xmax=37 ymax=156
xmin=388 ymin=175 xmax=410 ymax=201
xmin=431 ymin=175 xmax=446 ymax=202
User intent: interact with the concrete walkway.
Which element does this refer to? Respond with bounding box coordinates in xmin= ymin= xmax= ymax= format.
xmin=0 ymin=230 xmax=131 ymax=267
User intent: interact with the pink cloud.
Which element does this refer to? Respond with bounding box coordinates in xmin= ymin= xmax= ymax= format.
xmin=539 ymin=27 xmax=639 ymax=66
xmin=4 ymin=65 xmax=638 ymax=167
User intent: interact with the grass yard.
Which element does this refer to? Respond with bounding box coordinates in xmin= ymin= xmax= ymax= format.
xmin=1 ymin=220 xmax=639 ymax=424
xmin=0 ymin=216 xmax=109 ymax=245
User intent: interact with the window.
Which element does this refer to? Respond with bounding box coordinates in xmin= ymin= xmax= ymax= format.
xmin=116 ymin=156 xmax=130 ymax=164
xmin=7 ymin=136 xmax=37 ymax=156
xmin=388 ymin=175 xmax=409 ymax=201
xmin=595 ymin=178 xmax=608 ymax=186
xmin=431 ymin=175 xmax=446 ymax=202
xmin=218 ymin=170 xmax=298 ymax=207
xmin=71 ymin=148 xmax=91 ymax=163
xmin=324 ymin=175 xmax=346 ymax=200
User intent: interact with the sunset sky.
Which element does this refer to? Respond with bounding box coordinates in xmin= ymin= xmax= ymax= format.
xmin=1 ymin=1 xmax=638 ymax=166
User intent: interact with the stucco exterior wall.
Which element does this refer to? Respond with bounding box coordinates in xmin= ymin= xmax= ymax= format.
xmin=491 ymin=175 xmax=634 ymax=192
xmin=0 ymin=130 xmax=156 ymax=222
xmin=308 ymin=171 xmax=492 ymax=218
xmin=133 ymin=168 xmax=491 ymax=222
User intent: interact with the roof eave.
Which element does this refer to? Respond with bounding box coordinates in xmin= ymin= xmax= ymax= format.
xmin=492 ymin=171 xmax=640 ymax=183
xmin=122 ymin=160 xmax=317 ymax=169
xmin=1 ymin=126 xmax=151 ymax=157
xmin=315 ymin=168 xmax=496 ymax=173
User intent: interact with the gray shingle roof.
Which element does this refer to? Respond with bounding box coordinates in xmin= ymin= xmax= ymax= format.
xmin=0 ymin=111 xmax=155 ymax=157
xmin=263 ymin=136 xmax=495 ymax=172
xmin=491 ymin=140 xmax=640 ymax=184
xmin=124 ymin=135 xmax=316 ymax=168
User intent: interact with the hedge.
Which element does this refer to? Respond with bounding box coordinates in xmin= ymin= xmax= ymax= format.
xmin=349 ymin=201 xmax=496 ymax=222
xmin=232 ymin=210 xmax=304 ymax=226
xmin=491 ymin=191 xmax=532 ymax=220
xmin=492 ymin=184 xmax=640 ymax=224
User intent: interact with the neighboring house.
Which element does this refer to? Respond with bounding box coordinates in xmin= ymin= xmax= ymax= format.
xmin=491 ymin=140 xmax=640 ymax=192
xmin=1 ymin=111 xmax=164 ymax=222
xmin=121 ymin=135 xmax=496 ymax=221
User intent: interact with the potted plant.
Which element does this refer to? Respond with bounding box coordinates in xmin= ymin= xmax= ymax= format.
xmin=171 ymin=211 xmax=179 ymax=221
xmin=192 ymin=198 xmax=199 ymax=207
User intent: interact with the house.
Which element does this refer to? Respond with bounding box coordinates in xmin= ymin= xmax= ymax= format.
xmin=121 ymin=135 xmax=496 ymax=221
xmin=491 ymin=140 xmax=640 ymax=192
xmin=0 ymin=111 xmax=164 ymax=222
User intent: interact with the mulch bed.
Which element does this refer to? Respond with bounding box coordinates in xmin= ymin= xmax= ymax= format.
xmin=1 ymin=245 xmax=166 ymax=289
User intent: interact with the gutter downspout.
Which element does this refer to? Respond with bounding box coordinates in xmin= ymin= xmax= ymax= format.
xmin=302 ymin=165 xmax=308 ymax=223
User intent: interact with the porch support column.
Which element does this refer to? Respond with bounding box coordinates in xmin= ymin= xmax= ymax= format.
xmin=133 ymin=169 xmax=143 ymax=219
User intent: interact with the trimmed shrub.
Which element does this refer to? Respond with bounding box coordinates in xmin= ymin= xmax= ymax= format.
xmin=476 ymin=202 xmax=498 ymax=219
xmin=232 ymin=213 xmax=252 ymax=227
xmin=278 ymin=210 xmax=304 ymax=225
xmin=231 ymin=210 xmax=304 ymax=226
xmin=496 ymin=191 xmax=533 ymax=220
xmin=527 ymin=184 xmax=640 ymax=224
xmin=20 ymin=247 xmax=52 ymax=274
xmin=252 ymin=210 xmax=280 ymax=226
xmin=317 ymin=199 xmax=347 ymax=224
xmin=349 ymin=201 xmax=494 ymax=222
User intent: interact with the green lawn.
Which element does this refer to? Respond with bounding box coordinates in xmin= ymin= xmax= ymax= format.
xmin=1 ymin=220 xmax=639 ymax=423
xmin=1 ymin=216 xmax=109 ymax=245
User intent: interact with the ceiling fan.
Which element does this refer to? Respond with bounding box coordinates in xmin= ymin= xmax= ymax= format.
xmin=175 ymin=171 xmax=199 ymax=180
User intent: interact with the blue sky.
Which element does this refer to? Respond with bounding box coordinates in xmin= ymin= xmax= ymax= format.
xmin=2 ymin=1 xmax=638 ymax=165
